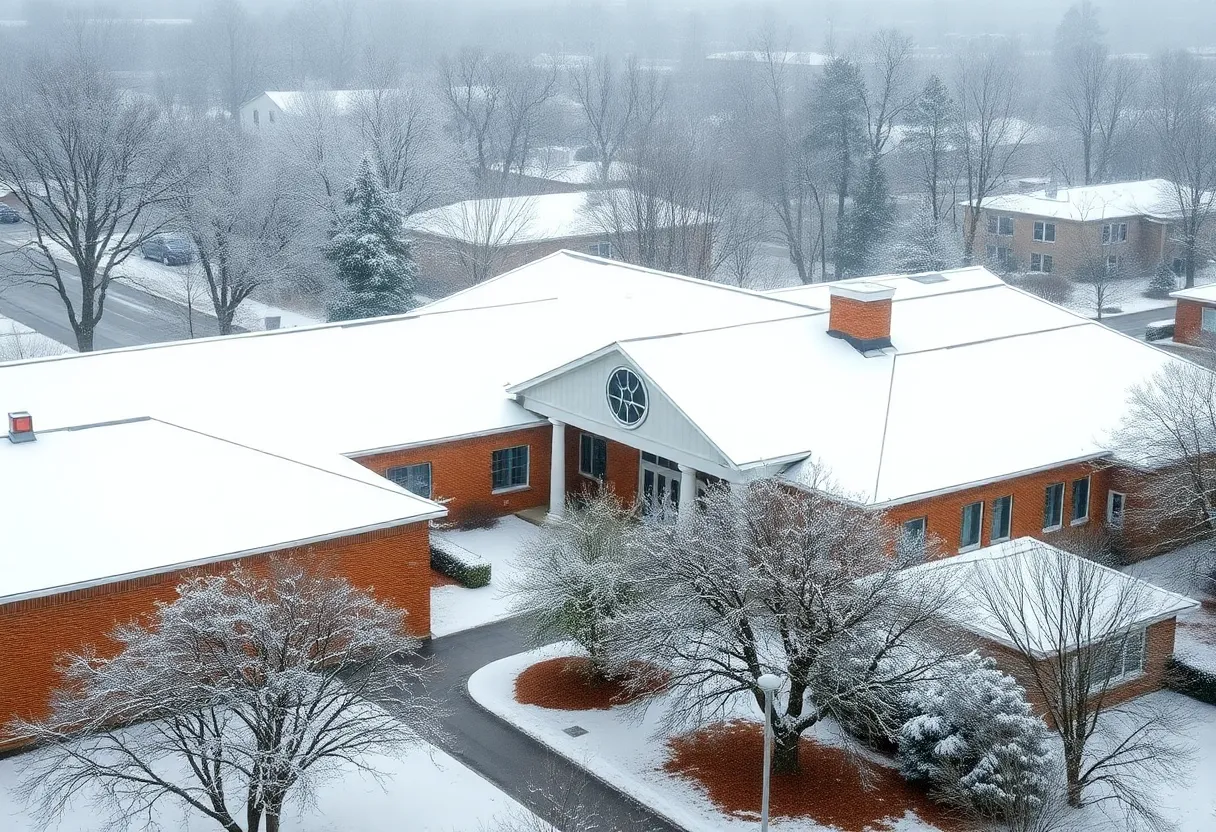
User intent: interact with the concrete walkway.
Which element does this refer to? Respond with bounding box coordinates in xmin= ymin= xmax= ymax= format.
xmin=421 ymin=617 xmax=683 ymax=832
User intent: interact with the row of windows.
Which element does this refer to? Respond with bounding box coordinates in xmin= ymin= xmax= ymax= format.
xmin=1102 ymin=222 xmax=1128 ymax=245
xmin=987 ymin=215 xmax=1130 ymax=247
xmin=902 ymin=476 xmax=1098 ymax=556
xmin=385 ymin=445 xmax=532 ymax=499
xmin=250 ymin=108 xmax=276 ymax=126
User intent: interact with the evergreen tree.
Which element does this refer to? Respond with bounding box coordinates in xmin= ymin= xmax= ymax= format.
xmin=806 ymin=57 xmax=867 ymax=279
xmin=323 ymin=157 xmax=417 ymax=322
xmin=836 ymin=158 xmax=894 ymax=275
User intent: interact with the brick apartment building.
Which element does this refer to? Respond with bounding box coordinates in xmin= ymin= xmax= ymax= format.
xmin=0 ymin=251 xmax=1202 ymax=731
xmin=967 ymin=178 xmax=1198 ymax=278
xmin=1171 ymin=282 xmax=1216 ymax=346
xmin=406 ymin=189 xmax=715 ymax=296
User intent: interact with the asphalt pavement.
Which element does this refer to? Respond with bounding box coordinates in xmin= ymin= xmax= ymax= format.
xmin=0 ymin=237 xmax=224 ymax=350
xmin=423 ymin=618 xmax=684 ymax=832
xmin=1098 ymin=305 xmax=1177 ymax=338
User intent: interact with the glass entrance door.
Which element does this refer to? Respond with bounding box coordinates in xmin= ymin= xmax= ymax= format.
xmin=639 ymin=452 xmax=681 ymax=516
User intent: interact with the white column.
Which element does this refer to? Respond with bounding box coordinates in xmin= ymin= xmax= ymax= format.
xmin=678 ymin=463 xmax=696 ymax=519
xmin=548 ymin=419 xmax=566 ymax=521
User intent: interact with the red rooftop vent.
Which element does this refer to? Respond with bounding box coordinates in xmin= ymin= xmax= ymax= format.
xmin=8 ymin=411 xmax=35 ymax=443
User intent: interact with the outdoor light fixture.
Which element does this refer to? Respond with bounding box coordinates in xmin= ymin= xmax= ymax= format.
xmin=757 ymin=673 xmax=783 ymax=832
xmin=7 ymin=411 xmax=34 ymax=443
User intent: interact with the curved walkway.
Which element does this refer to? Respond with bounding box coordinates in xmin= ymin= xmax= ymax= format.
xmin=421 ymin=617 xmax=684 ymax=832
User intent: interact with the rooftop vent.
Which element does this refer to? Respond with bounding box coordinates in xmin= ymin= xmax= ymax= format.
xmin=827 ymin=283 xmax=894 ymax=353
xmin=7 ymin=411 xmax=34 ymax=443
xmin=909 ymin=273 xmax=947 ymax=285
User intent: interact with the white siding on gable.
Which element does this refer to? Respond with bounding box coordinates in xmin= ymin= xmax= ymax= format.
xmin=516 ymin=351 xmax=733 ymax=473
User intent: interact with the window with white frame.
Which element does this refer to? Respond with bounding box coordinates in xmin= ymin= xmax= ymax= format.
xmin=1087 ymin=628 xmax=1146 ymax=689
xmin=1033 ymin=221 xmax=1056 ymax=242
xmin=960 ymin=501 xmax=983 ymax=550
xmin=1044 ymin=482 xmax=1065 ymax=530
xmin=1202 ymin=307 xmax=1216 ymax=333
xmin=386 ymin=462 xmax=432 ymax=498
xmin=268 ymin=109 xmax=275 ymax=124
xmin=491 ymin=445 xmax=529 ymax=491
xmin=1107 ymin=490 xmax=1126 ymax=529
xmin=986 ymin=245 xmax=1013 ymax=269
xmin=579 ymin=433 xmax=607 ymax=479
xmin=991 ymin=495 xmax=1013 ymax=542
xmin=1102 ymin=222 xmax=1128 ymax=244
xmin=1071 ymin=476 xmax=1090 ymax=524
xmin=1107 ymin=254 xmax=1120 ymax=273
xmin=253 ymin=109 xmax=260 ymax=125
xmin=901 ymin=517 xmax=927 ymax=560
xmin=588 ymin=241 xmax=615 ymax=258
xmin=1030 ymin=253 xmax=1054 ymax=273
xmin=987 ymin=215 xmax=1015 ymax=236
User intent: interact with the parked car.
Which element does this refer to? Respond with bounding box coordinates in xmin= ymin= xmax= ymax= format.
xmin=0 ymin=205 xmax=20 ymax=223
xmin=141 ymin=234 xmax=194 ymax=266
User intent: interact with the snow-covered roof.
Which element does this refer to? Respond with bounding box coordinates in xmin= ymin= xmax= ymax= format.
xmin=258 ymin=90 xmax=373 ymax=113
xmin=405 ymin=189 xmax=709 ymax=244
xmin=706 ymin=50 xmax=832 ymax=66
xmin=513 ymin=160 xmax=631 ymax=185
xmin=0 ymin=417 xmax=444 ymax=605
xmin=1171 ymin=282 xmax=1216 ymax=304
xmin=972 ymin=178 xmax=1183 ymax=221
xmin=901 ymin=538 xmax=1199 ymax=657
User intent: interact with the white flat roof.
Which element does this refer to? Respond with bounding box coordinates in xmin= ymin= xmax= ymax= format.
xmin=1171 ymin=282 xmax=1216 ymax=304
xmin=902 ymin=538 xmax=1198 ymax=657
xmin=971 ymin=178 xmax=1182 ymax=221
xmin=0 ymin=418 xmax=444 ymax=604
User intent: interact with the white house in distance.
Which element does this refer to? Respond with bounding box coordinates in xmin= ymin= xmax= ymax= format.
xmin=238 ymin=89 xmax=372 ymax=130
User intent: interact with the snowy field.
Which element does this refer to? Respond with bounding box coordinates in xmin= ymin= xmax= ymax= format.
xmin=470 ymin=643 xmax=1216 ymax=832
xmin=1124 ymin=543 xmax=1216 ymax=673
xmin=430 ymin=515 xmax=542 ymax=637
xmin=0 ymin=737 xmax=541 ymax=832
xmin=0 ymin=314 xmax=72 ymax=361
xmin=469 ymin=642 xmax=943 ymax=832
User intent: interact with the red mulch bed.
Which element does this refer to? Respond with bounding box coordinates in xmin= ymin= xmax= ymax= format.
xmin=664 ymin=721 xmax=960 ymax=832
xmin=514 ymin=656 xmax=667 ymax=710
xmin=430 ymin=569 xmax=460 ymax=588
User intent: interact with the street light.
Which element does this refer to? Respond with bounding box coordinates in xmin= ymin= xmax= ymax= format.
xmin=756 ymin=673 xmax=782 ymax=832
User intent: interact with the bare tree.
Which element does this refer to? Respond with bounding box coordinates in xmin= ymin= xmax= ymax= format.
xmin=10 ymin=560 xmax=440 ymax=832
xmin=1150 ymin=51 xmax=1216 ymax=289
xmin=969 ymin=540 xmax=1191 ymax=829
xmin=955 ymin=45 xmax=1032 ymax=265
xmin=1054 ymin=50 xmax=1140 ymax=186
xmin=200 ymin=0 xmax=263 ymax=123
xmin=618 ymin=476 xmax=954 ymax=774
xmin=0 ymin=54 xmax=185 ymax=351
xmin=906 ymin=74 xmax=960 ymax=225
xmin=425 ymin=191 xmax=537 ymax=286
xmin=861 ymin=28 xmax=917 ymax=161
xmin=568 ymin=55 xmax=665 ymax=185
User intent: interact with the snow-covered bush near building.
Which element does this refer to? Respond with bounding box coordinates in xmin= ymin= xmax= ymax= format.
xmin=809 ymin=631 xmax=919 ymax=751
xmin=431 ymin=536 xmax=492 ymax=588
xmin=898 ymin=653 xmax=1056 ymax=824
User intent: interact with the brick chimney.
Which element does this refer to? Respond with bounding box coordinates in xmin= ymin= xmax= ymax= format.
xmin=827 ymin=283 xmax=894 ymax=352
xmin=7 ymin=411 xmax=34 ymax=443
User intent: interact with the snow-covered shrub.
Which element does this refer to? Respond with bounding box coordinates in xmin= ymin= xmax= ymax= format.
xmin=431 ymin=539 xmax=492 ymax=588
xmin=1013 ymin=273 xmax=1074 ymax=305
xmin=811 ymin=635 xmax=920 ymax=751
xmin=1166 ymin=656 xmax=1216 ymax=705
xmin=1145 ymin=265 xmax=1178 ymax=299
xmin=898 ymin=653 xmax=1055 ymax=821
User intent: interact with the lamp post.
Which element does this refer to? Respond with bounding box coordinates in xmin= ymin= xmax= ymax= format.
xmin=757 ymin=673 xmax=782 ymax=832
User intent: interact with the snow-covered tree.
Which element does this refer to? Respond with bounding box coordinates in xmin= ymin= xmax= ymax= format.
xmin=836 ymin=159 xmax=894 ymax=275
xmin=807 ymin=57 xmax=867 ymax=279
xmin=10 ymin=561 xmax=440 ymax=832
xmin=899 ymin=653 xmax=1056 ymax=823
xmin=323 ymin=158 xmax=417 ymax=322
xmin=510 ymin=489 xmax=643 ymax=680
xmin=888 ymin=200 xmax=963 ymax=274
xmin=619 ymin=475 xmax=955 ymax=775
xmin=906 ymin=74 xmax=959 ymax=224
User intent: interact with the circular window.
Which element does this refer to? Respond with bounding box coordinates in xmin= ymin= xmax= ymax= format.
xmin=606 ymin=367 xmax=648 ymax=428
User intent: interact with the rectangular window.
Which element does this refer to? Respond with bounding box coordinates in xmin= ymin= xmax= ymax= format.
xmin=386 ymin=462 xmax=432 ymax=498
xmin=986 ymin=244 xmax=997 ymax=260
xmin=1102 ymin=222 xmax=1128 ymax=244
xmin=1107 ymin=490 xmax=1126 ymax=529
xmin=1030 ymin=253 xmax=1041 ymax=272
xmin=491 ymin=445 xmax=529 ymax=491
xmin=588 ymin=241 xmax=614 ymax=258
xmin=579 ymin=433 xmax=607 ymax=479
xmin=1107 ymin=254 xmax=1120 ymax=273
xmin=1044 ymin=482 xmax=1065 ymax=531
xmin=987 ymin=215 xmax=998 ymax=234
xmin=998 ymin=216 xmax=1014 ymax=236
xmin=960 ymin=501 xmax=983 ymax=550
xmin=991 ymin=495 xmax=1013 ymax=542
xmin=1089 ymin=628 xmax=1146 ymax=689
xmin=1202 ymin=307 xmax=1216 ymax=333
xmin=1041 ymin=254 xmax=1053 ymax=273
xmin=1071 ymin=476 xmax=1090 ymax=524
xmin=1033 ymin=221 xmax=1056 ymax=242
xmin=901 ymin=517 xmax=927 ymax=560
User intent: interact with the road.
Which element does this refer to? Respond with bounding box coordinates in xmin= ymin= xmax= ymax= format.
xmin=1098 ymin=306 xmax=1176 ymax=338
xmin=0 ymin=238 xmax=223 ymax=350
xmin=423 ymin=618 xmax=683 ymax=832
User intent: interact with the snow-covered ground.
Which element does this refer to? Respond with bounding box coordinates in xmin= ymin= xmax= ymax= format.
xmin=472 ymin=645 xmax=1216 ymax=832
xmin=1124 ymin=543 xmax=1216 ymax=673
xmin=430 ymin=515 xmax=542 ymax=638
xmin=468 ymin=642 xmax=942 ymax=832
xmin=0 ymin=314 xmax=72 ymax=361
xmin=0 ymin=737 xmax=541 ymax=832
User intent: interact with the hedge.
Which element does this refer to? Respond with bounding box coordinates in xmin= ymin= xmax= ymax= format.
xmin=1165 ymin=656 xmax=1216 ymax=706
xmin=1144 ymin=320 xmax=1175 ymax=342
xmin=431 ymin=538 xmax=492 ymax=588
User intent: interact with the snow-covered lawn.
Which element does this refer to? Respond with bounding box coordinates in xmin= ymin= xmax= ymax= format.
xmin=1063 ymin=267 xmax=1216 ymax=320
xmin=469 ymin=643 xmax=943 ymax=832
xmin=1124 ymin=542 xmax=1216 ymax=673
xmin=430 ymin=515 xmax=543 ymax=638
xmin=0 ymin=314 xmax=72 ymax=361
xmin=0 ymin=738 xmax=540 ymax=832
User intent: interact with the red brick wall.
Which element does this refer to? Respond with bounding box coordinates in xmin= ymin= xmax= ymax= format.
xmin=828 ymin=296 xmax=892 ymax=342
xmin=1174 ymin=299 xmax=1208 ymax=346
xmin=0 ymin=521 xmax=432 ymax=733
xmin=357 ymin=426 xmax=552 ymax=524
xmin=563 ymin=428 xmax=641 ymax=504
xmin=887 ymin=462 xmax=1111 ymax=556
